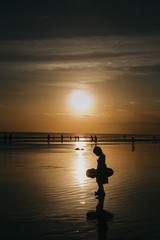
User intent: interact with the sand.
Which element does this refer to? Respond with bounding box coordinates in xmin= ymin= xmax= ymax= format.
xmin=0 ymin=142 xmax=160 ymax=239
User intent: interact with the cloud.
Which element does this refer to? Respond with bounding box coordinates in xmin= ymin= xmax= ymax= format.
xmin=30 ymin=112 xmax=103 ymax=118
xmin=0 ymin=103 xmax=6 ymax=108
xmin=135 ymin=111 xmax=160 ymax=122
xmin=80 ymin=113 xmax=100 ymax=118
xmin=117 ymin=108 xmax=128 ymax=113
xmin=129 ymin=100 xmax=138 ymax=105
xmin=1 ymin=1 xmax=160 ymax=40
xmin=1 ymin=35 xmax=160 ymax=79
xmin=155 ymin=99 xmax=160 ymax=103
xmin=29 ymin=112 xmax=83 ymax=117
xmin=37 ymin=81 xmax=84 ymax=89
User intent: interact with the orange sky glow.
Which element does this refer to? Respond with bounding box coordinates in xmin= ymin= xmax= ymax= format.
xmin=0 ymin=2 xmax=160 ymax=134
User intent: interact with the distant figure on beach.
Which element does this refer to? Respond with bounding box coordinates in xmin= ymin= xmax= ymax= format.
xmin=132 ymin=143 xmax=135 ymax=152
xmin=61 ymin=134 xmax=64 ymax=143
xmin=3 ymin=134 xmax=7 ymax=144
xmin=153 ymin=135 xmax=156 ymax=143
xmin=91 ymin=135 xmax=94 ymax=142
xmin=9 ymin=134 xmax=12 ymax=143
xmin=95 ymin=135 xmax=97 ymax=143
xmin=48 ymin=135 xmax=50 ymax=144
xmin=131 ymin=136 xmax=135 ymax=145
xmin=93 ymin=146 xmax=108 ymax=196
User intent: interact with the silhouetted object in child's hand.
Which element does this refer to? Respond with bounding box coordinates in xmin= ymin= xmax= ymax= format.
xmin=86 ymin=168 xmax=97 ymax=178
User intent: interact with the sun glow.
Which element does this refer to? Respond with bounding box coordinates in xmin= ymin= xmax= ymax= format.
xmin=70 ymin=91 xmax=92 ymax=112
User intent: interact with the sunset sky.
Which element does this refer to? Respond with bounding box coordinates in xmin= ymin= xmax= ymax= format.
xmin=0 ymin=0 xmax=160 ymax=134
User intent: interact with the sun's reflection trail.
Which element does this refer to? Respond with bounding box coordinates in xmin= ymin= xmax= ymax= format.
xmin=74 ymin=142 xmax=87 ymax=187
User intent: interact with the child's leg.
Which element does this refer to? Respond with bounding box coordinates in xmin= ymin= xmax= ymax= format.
xmin=98 ymin=183 xmax=105 ymax=193
xmin=95 ymin=182 xmax=105 ymax=196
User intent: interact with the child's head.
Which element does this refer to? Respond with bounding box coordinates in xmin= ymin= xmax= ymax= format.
xmin=93 ymin=146 xmax=103 ymax=156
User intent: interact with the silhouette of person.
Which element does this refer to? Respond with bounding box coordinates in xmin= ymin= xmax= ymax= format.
xmin=95 ymin=135 xmax=97 ymax=143
xmin=91 ymin=135 xmax=94 ymax=142
xmin=131 ymin=136 xmax=135 ymax=144
xmin=4 ymin=134 xmax=7 ymax=144
xmin=132 ymin=143 xmax=135 ymax=152
xmin=48 ymin=134 xmax=50 ymax=144
xmin=153 ymin=135 xmax=156 ymax=143
xmin=9 ymin=134 xmax=12 ymax=143
xmin=93 ymin=146 xmax=108 ymax=196
xmin=87 ymin=195 xmax=113 ymax=240
xmin=61 ymin=134 xmax=64 ymax=143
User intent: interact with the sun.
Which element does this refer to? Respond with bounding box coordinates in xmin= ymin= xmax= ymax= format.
xmin=70 ymin=91 xmax=92 ymax=112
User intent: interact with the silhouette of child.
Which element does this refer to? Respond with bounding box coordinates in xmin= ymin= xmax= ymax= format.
xmin=93 ymin=146 xmax=108 ymax=196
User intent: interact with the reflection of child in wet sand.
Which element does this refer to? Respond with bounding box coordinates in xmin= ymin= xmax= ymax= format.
xmin=93 ymin=146 xmax=108 ymax=196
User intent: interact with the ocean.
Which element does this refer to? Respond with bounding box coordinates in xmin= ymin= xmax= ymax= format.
xmin=0 ymin=132 xmax=159 ymax=143
xmin=0 ymin=141 xmax=160 ymax=239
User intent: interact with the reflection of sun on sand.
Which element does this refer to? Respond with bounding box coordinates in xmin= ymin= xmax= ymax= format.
xmin=75 ymin=142 xmax=87 ymax=186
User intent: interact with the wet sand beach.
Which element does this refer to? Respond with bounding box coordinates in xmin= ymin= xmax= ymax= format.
xmin=0 ymin=142 xmax=160 ymax=240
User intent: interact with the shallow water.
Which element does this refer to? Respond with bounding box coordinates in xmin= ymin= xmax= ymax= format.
xmin=0 ymin=143 xmax=160 ymax=240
